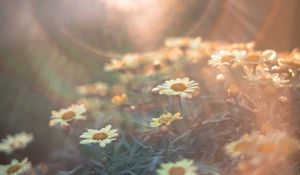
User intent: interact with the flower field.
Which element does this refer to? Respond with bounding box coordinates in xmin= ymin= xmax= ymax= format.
xmin=1 ymin=37 xmax=300 ymax=175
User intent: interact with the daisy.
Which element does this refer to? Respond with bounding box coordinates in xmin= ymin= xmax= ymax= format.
xmin=49 ymin=104 xmax=86 ymax=128
xmin=208 ymin=49 xmax=247 ymax=67
xmin=165 ymin=37 xmax=202 ymax=49
xmin=184 ymin=49 xmax=203 ymax=63
xmin=153 ymin=78 xmax=199 ymax=99
xmin=0 ymin=158 xmax=31 ymax=175
xmin=163 ymin=48 xmax=184 ymax=62
xmin=111 ymin=93 xmax=128 ymax=106
xmin=255 ymin=130 xmax=300 ymax=156
xmin=0 ymin=132 xmax=33 ymax=154
xmin=244 ymin=69 xmax=290 ymax=87
xmin=122 ymin=53 xmax=142 ymax=69
xmin=104 ymin=59 xmax=124 ymax=71
xmin=156 ymin=159 xmax=197 ymax=175
xmin=80 ymin=125 xmax=118 ymax=148
xmin=104 ymin=54 xmax=142 ymax=71
xmin=240 ymin=51 xmax=263 ymax=65
xmin=278 ymin=50 xmax=300 ymax=69
xmin=150 ymin=112 xmax=182 ymax=127
xmin=262 ymin=49 xmax=277 ymax=63
xmin=225 ymin=129 xmax=300 ymax=158
xmin=277 ymin=50 xmax=300 ymax=76
xmin=227 ymin=42 xmax=255 ymax=51
xmin=225 ymin=134 xmax=253 ymax=157
xmin=77 ymin=82 xmax=108 ymax=96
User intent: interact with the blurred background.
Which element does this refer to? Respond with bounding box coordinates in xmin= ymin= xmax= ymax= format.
xmin=0 ymin=0 xmax=299 ymax=164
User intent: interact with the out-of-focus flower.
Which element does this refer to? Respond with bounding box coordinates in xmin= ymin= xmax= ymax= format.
xmin=162 ymin=48 xmax=184 ymax=62
xmin=104 ymin=59 xmax=124 ymax=71
xmin=80 ymin=125 xmax=118 ymax=148
xmin=77 ymin=82 xmax=109 ymax=96
xmin=122 ymin=53 xmax=142 ymax=69
xmin=104 ymin=54 xmax=142 ymax=71
xmin=156 ymin=159 xmax=197 ymax=175
xmin=227 ymin=84 xmax=240 ymax=97
xmin=184 ymin=49 xmax=203 ymax=63
xmin=208 ymin=50 xmax=247 ymax=67
xmin=111 ymin=93 xmax=128 ymax=106
xmin=49 ymin=104 xmax=86 ymax=128
xmin=277 ymin=50 xmax=300 ymax=76
xmin=165 ymin=37 xmax=202 ymax=49
xmin=225 ymin=134 xmax=253 ymax=157
xmin=240 ymin=51 xmax=263 ymax=65
xmin=225 ymin=129 xmax=300 ymax=159
xmin=244 ymin=69 xmax=290 ymax=87
xmin=278 ymin=51 xmax=300 ymax=69
xmin=150 ymin=112 xmax=182 ymax=127
xmin=262 ymin=49 xmax=277 ymax=63
xmin=153 ymin=77 xmax=199 ymax=99
xmin=0 ymin=158 xmax=31 ymax=175
xmin=0 ymin=132 xmax=33 ymax=154
xmin=228 ymin=42 xmax=255 ymax=51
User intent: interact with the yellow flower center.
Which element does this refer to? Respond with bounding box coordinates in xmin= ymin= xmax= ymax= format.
xmin=86 ymin=84 xmax=98 ymax=92
xmin=111 ymin=93 xmax=128 ymax=106
xmin=9 ymin=140 xmax=22 ymax=149
xmin=221 ymin=55 xmax=234 ymax=62
xmin=169 ymin=166 xmax=186 ymax=175
xmin=159 ymin=116 xmax=172 ymax=124
xmin=246 ymin=54 xmax=260 ymax=62
xmin=234 ymin=141 xmax=251 ymax=153
xmin=92 ymin=132 xmax=108 ymax=141
xmin=258 ymin=76 xmax=272 ymax=82
xmin=171 ymin=83 xmax=187 ymax=92
xmin=6 ymin=164 xmax=21 ymax=174
xmin=257 ymin=143 xmax=274 ymax=153
xmin=62 ymin=111 xmax=76 ymax=121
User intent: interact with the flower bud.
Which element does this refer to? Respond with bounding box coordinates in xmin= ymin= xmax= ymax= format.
xmin=228 ymin=84 xmax=240 ymax=97
xmin=216 ymin=74 xmax=225 ymax=83
xmin=153 ymin=59 xmax=161 ymax=70
xmin=278 ymin=96 xmax=288 ymax=104
xmin=160 ymin=125 xmax=169 ymax=134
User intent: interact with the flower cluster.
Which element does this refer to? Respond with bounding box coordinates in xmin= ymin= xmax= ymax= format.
xmin=4 ymin=37 xmax=300 ymax=175
xmin=208 ymin=48 xmax=300 ymax=88
xmin=0 ymin=132 xmax=33 ymax=154
xmin=225 ymin=127 xmax=300 ymax=175
xmin=225 ymin=129 xmax=300 ymax=158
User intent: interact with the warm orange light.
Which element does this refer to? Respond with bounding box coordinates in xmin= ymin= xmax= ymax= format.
xmin=101 ymin=0 xmax=147 ymax=12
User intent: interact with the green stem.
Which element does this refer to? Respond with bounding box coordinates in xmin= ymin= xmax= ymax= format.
xmin=178 ymin=96 xmax=183 ymax=114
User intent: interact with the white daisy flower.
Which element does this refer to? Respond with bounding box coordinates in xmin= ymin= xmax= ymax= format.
xmin=165 ymin=37 xmax=202 ymax=49
xmin=150 ymin=113 xmax=182 ymax=128
xmin=104 ymin=54 xmax=142 ymax=71
xmin=0 ymin=158 xmax=31 ymax=175
xmin=156 ymin=159 xmax=197 ymax=175
xmin=80 ymin=125 xmax=118 ymax=148
xmin=208 ymin=49 xmax=247 ymax=67
xmin=244 ymin=69 xmax=290 ymax=87
xmin=77 ymin=82 xmax=109 ymax=96
xmin=0 ymin=132 xmax=33 ymax=154
xmin=153 ymin=77 xmax=199 ymax=99
xmin=49 ymin=104 xmax=86 ymax=128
